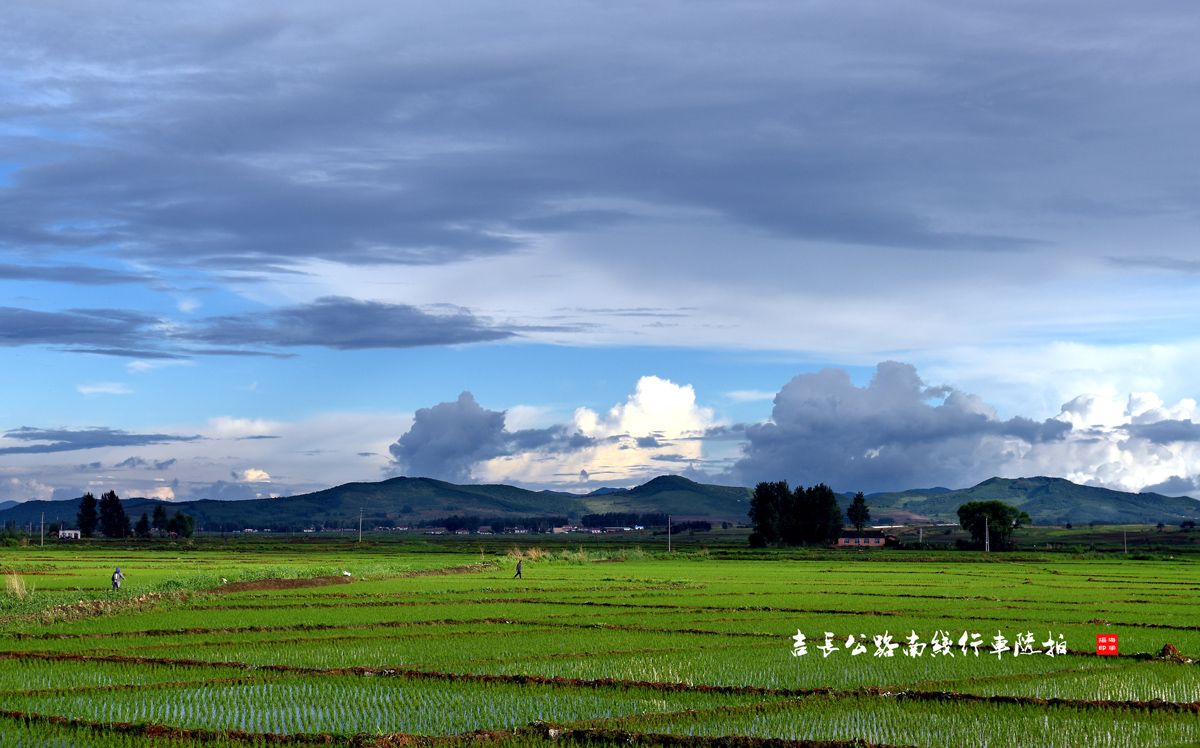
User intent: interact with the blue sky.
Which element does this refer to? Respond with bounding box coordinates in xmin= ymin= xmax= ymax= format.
xmin=4 ymin=1 xmax=1200 ymax=502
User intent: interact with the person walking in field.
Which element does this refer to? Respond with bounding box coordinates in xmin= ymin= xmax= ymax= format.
xmin=513 ymin=559 xmax=522 ymax=579
xmin=111 ymin=567 xmax=125 ymax=591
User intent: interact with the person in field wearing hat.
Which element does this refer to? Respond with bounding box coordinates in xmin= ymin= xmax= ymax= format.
xmin=111 ymin=567 xmax=125 ymax=591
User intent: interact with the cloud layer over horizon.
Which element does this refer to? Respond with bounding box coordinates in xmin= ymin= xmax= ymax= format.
xmin=377 ymin=364 xmax=1200 ymax=497
xmin=6 ymin=362 xmax=1200 ymax=504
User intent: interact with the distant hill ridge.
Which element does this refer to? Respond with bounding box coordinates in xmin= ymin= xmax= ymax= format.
xmin=0 ymin=474 xmax=751 ymax=531
xmin=850 ymin=476 xmax=1200 ymax=525
xmin=3 ymin=474 xmax=1196 ymax=531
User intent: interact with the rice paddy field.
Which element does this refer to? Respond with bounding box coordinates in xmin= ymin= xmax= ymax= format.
xmin=3 ymin=539 xmax=1200 ymax=747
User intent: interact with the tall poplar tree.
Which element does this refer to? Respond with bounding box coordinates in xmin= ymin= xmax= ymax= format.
xmin=76 ymin=493 xmax=99 ymax=538
xmin=98 ymin=490 xmax=131 ymax=539
xmin=749 ymin=480 xmax=790 ymax=545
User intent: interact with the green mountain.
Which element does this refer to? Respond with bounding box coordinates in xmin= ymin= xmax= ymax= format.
xmin=580 ymin=475 xmax=751 ymax=520
xmin=0 ymin=474 xmax=750 ymax=532
xmin=855 ymin=476 xmax=1200 ymax=525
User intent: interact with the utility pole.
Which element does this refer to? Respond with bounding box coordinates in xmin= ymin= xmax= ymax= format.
xmin=668 ymin=515 xmax=672 ymax=553
xmin=358 ymin=510 xmax=363 ymax=543
xmin=40 ymin=513 xmax=44 ymax=547
xmin=985 ymin=517 xmax=990 ymax=553
xmin=919 ymin=527 xmax=922 ymax=546
xmin=1124 ymin=526 xmax=1127 ymax=554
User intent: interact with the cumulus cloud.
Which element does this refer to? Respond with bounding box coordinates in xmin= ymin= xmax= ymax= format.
xmin=389 ymin=377 xmax=719 ymax=487
xmin=727 ymin=362 xmax=1200 ymax=495
xmin=232 ymin=469 xmax=271 ymax=483
xmin=147 ymin=485 xmax=175 ymax=501
xmin=388 ymin=392 xmax=510 ymax=482
xmin=729 ymin=362 xmax=1068 ymax=492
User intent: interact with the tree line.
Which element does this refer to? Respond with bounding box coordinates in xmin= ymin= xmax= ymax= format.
xmin=748 ymin=481 xmax=849 ymax=547
xmin=76 ymin=492 xmax=194 ymax=539
xmin=431 ymin=514 xmax=570 ymax=533
xmin=748 ymin=477 xmax=1036 ymax=551
xmin=580 ymin=512 xmax=668 ymax=528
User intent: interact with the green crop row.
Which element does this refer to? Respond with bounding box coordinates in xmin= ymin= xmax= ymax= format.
xmin=947 ymin=660 xmax=1200 ymax=703
xmin=3 ymin=674 xmax=777 ymax=736
xmin=425 ymin=642 xmax=1129 ymax=692
xmin=0 ymin=657 xmax=258 ymax=694
xmin=608 ymin=693 xmax=1200 ymax=748
xmin=124 ymin=629 xmax=758 ymax=671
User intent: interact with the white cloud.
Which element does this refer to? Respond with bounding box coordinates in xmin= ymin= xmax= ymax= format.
xmin=76 ymin=382 xmax=131 ymax=395
xmin=1027 ymin=392 xmax=1200 ymax=494
xmin=0 ymin=477 xmax=54 ymax=502
xmin=232 ymin=468 xmax=270 ymax=483
xmin=572 ymin=376 xmax=714 ymax=439
xmin=148 ymin=485 xmax=175 ymax=500
xmin=205 ymin=417 xmax=281 ymax=439
xmin=726 ymin=389 xmax=776 ymax=403
xmin=475 ymin=376 xmax=719 ymax=487
xmin=127 ymin=359 xmax=193 ymax=373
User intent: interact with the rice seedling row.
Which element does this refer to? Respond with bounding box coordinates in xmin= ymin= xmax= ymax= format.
xmin=604 ymin=693 xmax=1200 ymax=748
xmin=3 ymin=674 xmax=777 ymax=737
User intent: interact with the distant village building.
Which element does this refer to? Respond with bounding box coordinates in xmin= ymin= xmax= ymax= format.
xmin=837 ymin=530 xmax=887 ymax=548
xmin=57 ymin=529 xmax=81 ymax=540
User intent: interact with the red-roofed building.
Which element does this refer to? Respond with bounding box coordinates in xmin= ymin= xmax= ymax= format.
xmin=836 ymin=530 xmax=886 ymax=548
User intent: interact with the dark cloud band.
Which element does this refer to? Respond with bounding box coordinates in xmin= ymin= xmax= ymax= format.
xmin=0 ymin=297 xmax=515 ymax=357
xmin=0 ymin=427 xmax=199 ymax=455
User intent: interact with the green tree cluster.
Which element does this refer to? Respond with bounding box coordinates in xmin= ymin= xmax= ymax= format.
xmin=0 ymin=522 xmax=27 ymax=547
xmin=139 ymin=508 xmax=195 ymax=538
xmin=748 ymin=480 xmax=844 ymax=547
xmin=957 ymin=500 xmax=1031 ymax=550
xmin=76 ymin=494 xmax=194 ymax=540
xmin=98 ymin=491 xmax=131 ymax=538
xmin=166 ymin=510 xmax=195 ymax=538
